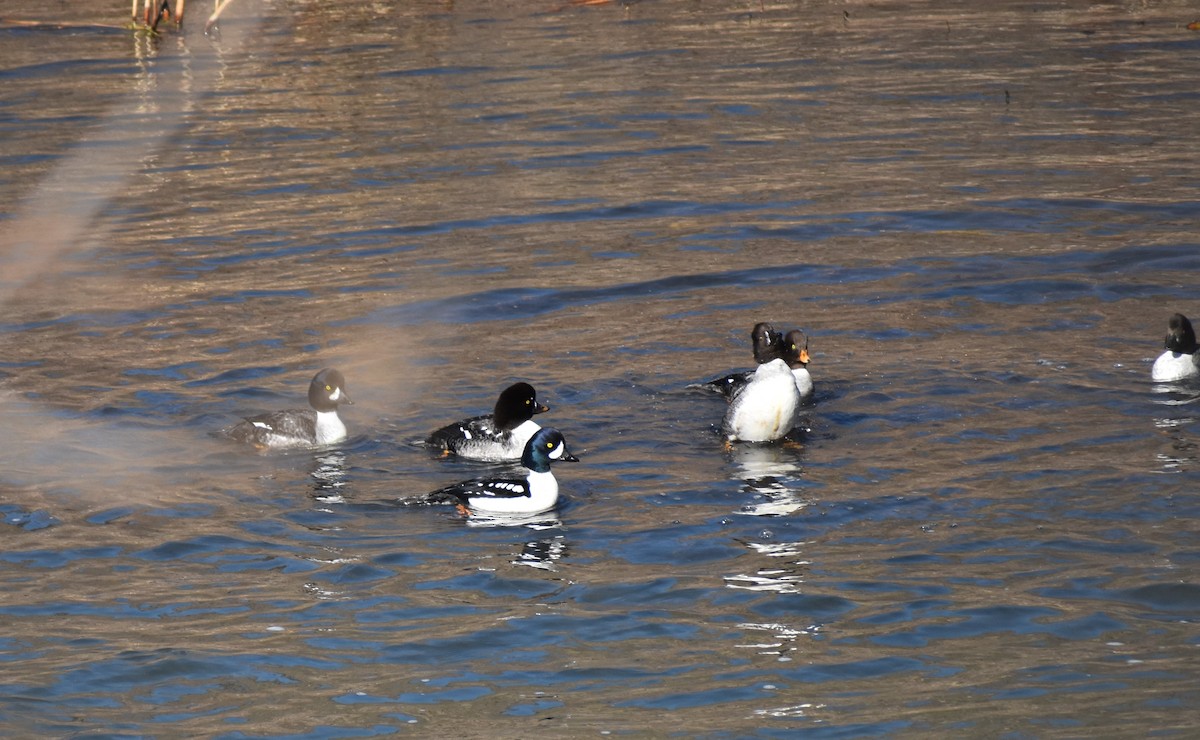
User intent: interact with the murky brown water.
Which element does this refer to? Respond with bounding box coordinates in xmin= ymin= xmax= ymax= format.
xmin=2 ymin=0 xmax=1199 ymax=736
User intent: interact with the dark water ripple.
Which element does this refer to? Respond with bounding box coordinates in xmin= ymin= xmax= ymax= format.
xmin=358 ymin=243 xmax=1198 ymax=327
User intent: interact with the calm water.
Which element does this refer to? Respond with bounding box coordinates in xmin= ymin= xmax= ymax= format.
xmin=2 ymin=0 xmax=1199 ymax=736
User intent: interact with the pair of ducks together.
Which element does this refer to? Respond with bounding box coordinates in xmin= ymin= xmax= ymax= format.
xmin=220 ymin=322 xmax=813 ymax=517
xmin=698 ymin=322 xmax=814 ymax=444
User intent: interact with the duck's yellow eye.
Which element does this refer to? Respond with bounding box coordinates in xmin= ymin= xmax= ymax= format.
xmin=526 ymin=399 xmax=531 ymax=405
xmin=325 ymin=385 xmax=332 ymax=391
xmin=546 ymin=442 xmax=554 ymax=449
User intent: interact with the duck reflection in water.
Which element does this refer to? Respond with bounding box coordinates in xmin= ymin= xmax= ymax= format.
xmin=513 ymin=533 xmax=569 ymax=572
xmin=462 ymin=515 xmax=570 ymax=571
xmin=310 ymin=451 xmax=349 ymax=504
xmin=728 ymin=439 xmax=808 ymax=518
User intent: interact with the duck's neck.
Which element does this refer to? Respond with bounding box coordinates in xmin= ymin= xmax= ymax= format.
xmin=526 ymin=469 xmax=559 ymax=499
xmin=314 ymin=410 xmax=346 ymax=445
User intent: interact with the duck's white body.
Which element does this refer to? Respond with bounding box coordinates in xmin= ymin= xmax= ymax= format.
xmin=722 ymin=359 xmax=801 ymax=443
xmin=472 ymin=470 xmax=560 ymax=516
xmin=1151 ymin=350 xmax=1200 ymax=383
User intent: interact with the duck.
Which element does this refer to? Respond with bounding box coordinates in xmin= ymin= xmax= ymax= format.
xmin=1151 ymin=313 xmax=1200 ymax=382
xmin=223 ymin=368 xmax=352 ymax=449
xmin=426 ymin=427 xmax=579 ymax=516
xmin=424 ymin=382 xmax=549 ymax=461
xmin=722 ymin=357 xmax=801 ymax=444
xmin=782 ymin=329 xmax=814 ymax=399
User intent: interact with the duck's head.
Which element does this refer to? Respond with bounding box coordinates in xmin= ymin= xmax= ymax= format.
xmin=309 ymin=368 xmax=352 ymax=412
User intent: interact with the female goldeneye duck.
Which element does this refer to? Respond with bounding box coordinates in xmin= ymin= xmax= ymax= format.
xmin=781 ymin=329 xmax=814 ymax=399
xmin=424 ymin=382 xmax=549 ymax=462
xmin=722 ymin=358 xmax=801 ymax=444
xmin=1151 ymin=313 xmax=1200 ymax=382
xmin=695 ymin=322 xmax=784 ymax=399
xmin=224 ymin=368 xmax=353 ymax=450
xmin=426 ymin=427 xmax=579 ymax=516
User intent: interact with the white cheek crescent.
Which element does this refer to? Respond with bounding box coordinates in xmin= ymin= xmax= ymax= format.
xmin=329 ymin=387 xmax=342 ymax=401
xmin=548 ymin=444 xmax=564 ymax=460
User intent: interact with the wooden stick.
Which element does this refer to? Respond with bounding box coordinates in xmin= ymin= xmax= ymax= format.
xmin=205 ymin=0 xmax=235 ymax=33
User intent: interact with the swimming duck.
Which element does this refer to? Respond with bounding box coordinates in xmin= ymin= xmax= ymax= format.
xmin=1151 ymin=313 xmax=1200 ymax=382
xmin=426 ymin=427 xmax=579 ymax=516
xmin=781 ymin=329 xmax=814 ymax=399
xmin=224 ymin=368 xmax=352 ymax=449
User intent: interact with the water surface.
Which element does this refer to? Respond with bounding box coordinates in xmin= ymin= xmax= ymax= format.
xmin=2 ymin=0 xmax=1199 ymax=736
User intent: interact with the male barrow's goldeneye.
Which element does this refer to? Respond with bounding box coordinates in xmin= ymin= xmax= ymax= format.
xmin=693 ymin=322 xmax=784 ymax=398
xmin=424 ymin=382 xmax=549 ymax=462
xmin=722 ymin=358 xmax=801 ymax=444
xmin=1151 ymin=313 xmax=1200 ymax=382
xmin=224 ymin=368 xmax=353 ymax=450
xmin=426 ymin=427 xmax=579 ymax=516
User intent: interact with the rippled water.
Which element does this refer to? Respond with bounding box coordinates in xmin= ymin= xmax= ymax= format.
xmin=2 ymin=0 xmax=1199 ymax=736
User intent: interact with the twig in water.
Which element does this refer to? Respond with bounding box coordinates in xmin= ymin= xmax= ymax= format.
xmin=205 ymin=0 xmax=237 ymax=34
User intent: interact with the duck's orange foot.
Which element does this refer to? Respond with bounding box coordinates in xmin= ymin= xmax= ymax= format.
xmin=455 ymin=503 xmax=472 ymax=517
